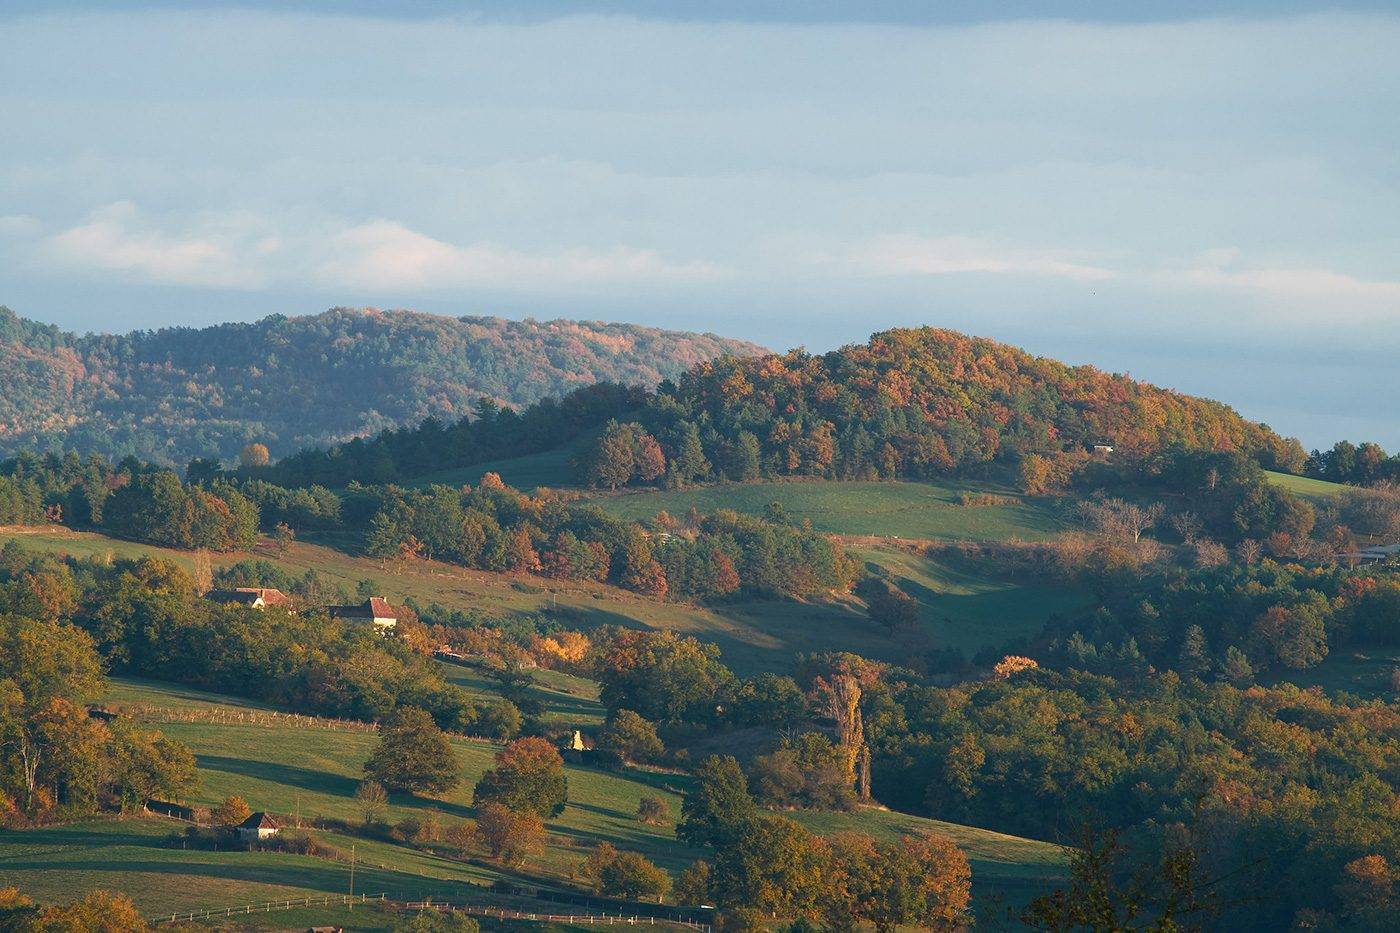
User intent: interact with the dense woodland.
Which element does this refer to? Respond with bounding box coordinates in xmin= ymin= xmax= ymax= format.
xmin=0 ymin=306 xmax=757 ymax=466
xmin=0 ymin=450 xmax=855 ymax=605
xmin=262 ymin=327 xmax=1308 ymax=493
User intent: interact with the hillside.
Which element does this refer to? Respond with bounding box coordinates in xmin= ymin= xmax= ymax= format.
xmin=288 ymin=325 xmax=1309 ymax=492
xmin=0 ymin=676 xmax=1066 ymax=922
xmin=0 ymin=306 xmax=762 ymax=466
xmin=0 ymin=526 xmax=1082 ymax=674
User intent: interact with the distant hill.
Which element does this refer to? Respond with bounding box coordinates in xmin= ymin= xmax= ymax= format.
xmin=648 ymin=326 xmax=1307 ymax=479
xmin=267 ymin=325 xmax=1307 ymax=491
xmin=0 ymin=306 xmax=763 ymax=465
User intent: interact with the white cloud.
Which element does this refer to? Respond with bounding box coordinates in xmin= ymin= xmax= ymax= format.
xmin=41 ymin=202 xmax=274 ymax=289
xmin=1164 ymin=251 xmax=1400 ymax=314
xmin=312 ymin=219 xmax=727 ymax=291
xmin=33 ymin=205 xmax=725 ymax=294
xmin=826 ymin=235 xmax=1116 ymax=282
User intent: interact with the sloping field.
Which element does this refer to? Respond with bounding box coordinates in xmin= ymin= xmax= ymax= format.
xmin=853 ymin=546 xmax=1088 ymax=653
xmin=1260 ymin=645 xmax=1400 ymax=700
xmin=582 ymin=478 xmax=1065 ymax=542
xmin=0 ymin=679 xmax=1065 ymax=921
xmin=1265 ymin=470 xmax=1348 ymax=502
xmin=0 ymin=528 xmax=1061 ymax=674
xmin=410 ymin=442 xmax=581 ymax=492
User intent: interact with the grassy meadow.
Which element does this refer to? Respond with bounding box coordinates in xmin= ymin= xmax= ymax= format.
xmin=582 ymin=477 xmax=1065 ymax=542
xmin=0 ymin=677 xmax=1066 ymax=922
xmin=1264 ymin=470 xmax=1348 ymax=503
xmin=1261 ymin=646 xmax=1400 ymax=700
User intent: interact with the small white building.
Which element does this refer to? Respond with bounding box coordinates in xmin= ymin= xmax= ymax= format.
xmin=236 ymin=811 xmax=280 ymax=842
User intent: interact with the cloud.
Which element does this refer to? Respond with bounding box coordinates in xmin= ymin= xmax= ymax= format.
xmin=825 ymin=235 xmax=1116 ymax=282
xmin=313 ymin=219 xmax=727 ymax=291
xmin=34 ymin=205 xmax=726 ymax=293
xmin=1163 ymin=250 xmax=1400 ymax=314
xmin=41 ymin=202 xmax=275 ymax=289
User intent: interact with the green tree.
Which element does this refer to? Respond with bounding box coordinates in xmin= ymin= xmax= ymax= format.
xmin=106 ymin=717 xmax=197 ymax=811
xmin=364 ymin=707 xmax=461 ymax=794
xmin=585 ymin=421 xmax=639 ymax=490
xmin=708 ymin=814 xmax=824 ymax=919
xmin=598 ymin=709 xmax=664 ymax=764
xmin=678 ymin=755 xmax=758 ymax=849
xmin=1220 ymin=645 xmax=1255 ymax=687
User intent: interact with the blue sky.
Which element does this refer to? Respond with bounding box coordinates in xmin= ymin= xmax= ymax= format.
xmin=2 ymin=2 xmax=1397 ymax=449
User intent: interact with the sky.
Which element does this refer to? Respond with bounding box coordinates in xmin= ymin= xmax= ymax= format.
xmin=1 ymin=2 xmax=1397 ymax=450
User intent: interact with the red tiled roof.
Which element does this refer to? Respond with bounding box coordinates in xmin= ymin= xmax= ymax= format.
xmin=209 ymin=587 xmax=291 ymax=607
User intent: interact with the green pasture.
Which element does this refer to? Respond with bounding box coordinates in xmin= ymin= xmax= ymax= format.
xmin=582 ymin=478 xmax=1065 ymax=542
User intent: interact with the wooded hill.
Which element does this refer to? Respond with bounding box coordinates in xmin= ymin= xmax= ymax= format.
xmin=0 ymin=306 xmax=761 ymax=467
xmin=271 ymin=326 xmax=1308 ymax=490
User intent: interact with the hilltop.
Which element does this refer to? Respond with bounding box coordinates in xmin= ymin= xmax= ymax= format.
xmin=0 ymin=306 xmax=762 ymax=466
xmin=275 ymin=325 xmax=1307 ymax=490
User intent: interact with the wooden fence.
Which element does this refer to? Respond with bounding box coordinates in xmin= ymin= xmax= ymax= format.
xmin=153 ymin=893 xmax=385 ymax=923
xmin=150 ymin=893 xmax=710 ymax=929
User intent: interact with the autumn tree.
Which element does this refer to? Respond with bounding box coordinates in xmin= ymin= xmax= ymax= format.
xmin=863 ymin=833 xmax=971 ymax=932
xmin=239 ymin=443 xmax=271 ymax=469
xmin=474 ymin=801 xmax=544 ymax=865
xmin=0 ymin=616 xmax=105 ymax=811
xmin=472 ymin=737 xmax=568 ymax=817
xmin=273 ymin=521 xmax=295 ymax=554
xmin=637 ymin=796 xmax=668 ymax=826
xmin=213 ymin=795 xmax=252 ymax=827
xmin=356 ymin=779 xmax=388 ymax=826
xmin=364 ymin=707 xmax=460 ymax=794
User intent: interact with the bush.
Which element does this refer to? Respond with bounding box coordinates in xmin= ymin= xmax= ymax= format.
xmin=637 ymin=796 xmax=669 ymax=826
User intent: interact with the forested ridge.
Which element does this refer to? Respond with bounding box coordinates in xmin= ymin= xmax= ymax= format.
xmin=275 ymin=326 xmax=1308 ymax=490
xmin=0 ymin=306 xmax=761 ymax=466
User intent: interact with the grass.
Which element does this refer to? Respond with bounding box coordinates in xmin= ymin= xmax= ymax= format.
xmin=853 ymin=546 xmax=1088 ymax=654
xmin=411 ymin=444 xmax=582 ymax=492
xmin=581 ymin=477 xmax=1065 ymax=542
xmin=1265 ymin=471 xmax=1348 ymax=503
xmin=0 ymin=678 xmax=1064 ymax=923
xmin=0 ymin=527 xmax=1062 ymax=675
xmin=435 ymin=661 xmax=606 ymax=727
xmin=1261 ymin=645 xmax=1400 ymax=700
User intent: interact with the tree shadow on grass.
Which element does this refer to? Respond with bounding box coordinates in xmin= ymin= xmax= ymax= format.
xmin=198 ymin=755 xmax=476 ymax=820
xmin=197 ymin=755 xmax=361 ymax=799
